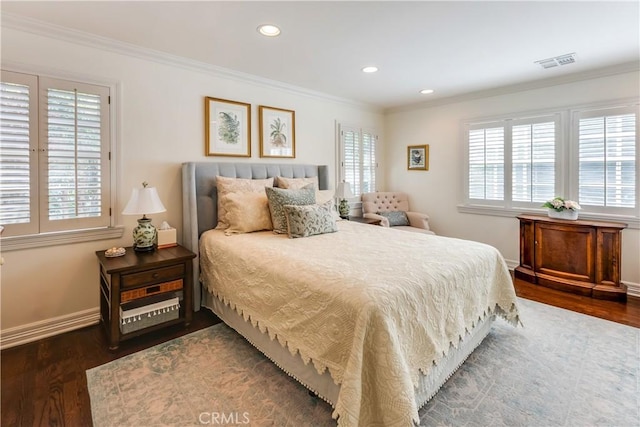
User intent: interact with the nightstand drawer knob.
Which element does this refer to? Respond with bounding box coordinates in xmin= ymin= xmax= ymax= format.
xmin=153 ymin=272 xmax=159 ymax=278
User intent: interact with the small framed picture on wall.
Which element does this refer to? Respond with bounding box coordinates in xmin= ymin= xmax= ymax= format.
xmin=259 ymin=105 xmax=295 ymax=158
xmin=407 ymin=144 xmax=429 ymax=171
xmin=205 ymin=97 xmax=251 ymax=157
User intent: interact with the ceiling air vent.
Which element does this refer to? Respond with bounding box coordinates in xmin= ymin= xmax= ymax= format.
xmin=535 ymin=53 xmax=577 ymax=69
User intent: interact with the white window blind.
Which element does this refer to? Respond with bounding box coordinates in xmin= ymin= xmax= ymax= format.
xmin=577 ymin=109 xmax=636 ymax=210
xmin=46 ymin=87 xmax=103 ymax=221
xmin=0 ymin=71 xmax=38 ymax=236
xmin=342 ymin=128 xmax=360 ymax=195
xmin=339 ymin=124 xmax=377 ymax=197
xmin=468 ymin=126 xmax=504 ymax=201
xmin=361 ymin=131 xmax=376 ymax=194
xmin=512 ymin=120 xmax=556 ymax=203
xmin=0 ymin=71 xmax=111 ymax=237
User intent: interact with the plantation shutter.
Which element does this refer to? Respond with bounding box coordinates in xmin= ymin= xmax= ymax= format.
xmin=339 ymin=125 xmax=378 ymax=198
xmin=577 ymin=107 xmax=637 ymax=210
xmin=0 ymin=71 xmax=38 ymax=236
xmin=361 ymin=130 xmax=376 ymax=194
xmin=512 ymin=118 xmax=556 ymax=203
xmin=468 ymin=126 xmax=504 ymax=201
xmin=341 ymin=126 xmax=361 ymax=195
xmin=39 ymin=77 xmax=111 ymax=233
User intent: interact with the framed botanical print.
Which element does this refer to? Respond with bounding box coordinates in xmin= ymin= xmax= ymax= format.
xmin=259 ymin=105 xmax=295 ymax=158
xmin=205 ymin=97 xmax=251 ymax=157
xmin=407 ymin=144 xmax=429 ymax=170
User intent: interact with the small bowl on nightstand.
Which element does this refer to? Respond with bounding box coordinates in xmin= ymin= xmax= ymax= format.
xmin=105 ymin=247 xmax=126 ymax=258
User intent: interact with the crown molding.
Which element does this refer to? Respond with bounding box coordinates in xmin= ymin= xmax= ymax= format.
xmin=386 ymin=61 xmax=640 ymax=114
xmin=1 ymin=13 xmax=382 ymax=113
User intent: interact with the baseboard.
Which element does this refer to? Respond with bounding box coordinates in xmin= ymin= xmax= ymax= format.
xmin=624 ymin=281 xmax=640 ymax=298
xmin=504 ymin=258 xmax=519 ymax=271
xmin=0 ymin=308 xmax=100 ymax=350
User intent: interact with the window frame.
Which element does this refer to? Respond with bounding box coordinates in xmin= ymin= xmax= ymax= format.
xmin=463 ymin=112 xmax=563 ymax=210
xmin=460 ymin=99 xmax=640 ymax=229
xmin=569 ymin=104 xmax=639 ymax=217
xmin=0 ymin=67 xmax=123 ymax=251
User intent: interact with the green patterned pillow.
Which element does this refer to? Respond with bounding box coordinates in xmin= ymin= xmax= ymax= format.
xmin=265 ymin=186 xmax=316 ymax=234
xmin=284 ymin=202 xmax=337 ymax=238
xmin=378 ymin=211 xmax=410 ymax=226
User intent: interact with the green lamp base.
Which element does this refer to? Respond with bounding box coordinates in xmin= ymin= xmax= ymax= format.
xmin=132 ymin=217 xmax=157 ymax=252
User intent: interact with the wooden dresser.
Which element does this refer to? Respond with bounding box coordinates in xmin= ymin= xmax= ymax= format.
xmin=515 ymin=214 xmax=627 ymax=301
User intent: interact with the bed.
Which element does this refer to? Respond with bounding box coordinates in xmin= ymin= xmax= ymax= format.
xmin=182 ymin=162 xmax=520 ymax=427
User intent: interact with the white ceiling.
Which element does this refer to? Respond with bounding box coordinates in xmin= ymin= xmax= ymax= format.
xmin=2 ymin=1 xmax=639 ymax=109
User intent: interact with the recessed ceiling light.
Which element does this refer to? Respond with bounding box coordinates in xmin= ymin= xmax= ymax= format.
xmin=257 ymin=24 xmax=281 ymax=37
xmin=362 ymin=66 xmax=378 ymax=73
xmin=419 ymin=89 xmax=435 ymax=95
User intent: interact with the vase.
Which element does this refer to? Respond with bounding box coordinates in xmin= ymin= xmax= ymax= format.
xmin=547 ymin=209 xmax=578 ymax=220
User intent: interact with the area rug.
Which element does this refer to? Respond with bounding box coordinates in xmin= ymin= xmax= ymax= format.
xmin=86 ymin=298 xmax=639 ymax=426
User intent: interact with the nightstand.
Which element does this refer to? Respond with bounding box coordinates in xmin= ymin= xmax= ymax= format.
xmin=95 ymin=245 xmax=196 ymax=350
xmin=348 ymin=216 xmax=382 ymax=226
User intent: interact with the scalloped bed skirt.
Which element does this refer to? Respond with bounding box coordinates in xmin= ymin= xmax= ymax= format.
xmin=203 ymin=290 xmax=496 ymax=411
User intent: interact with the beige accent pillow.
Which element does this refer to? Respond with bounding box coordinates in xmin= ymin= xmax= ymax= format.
xmin=216 ymin=176 xmax=274 ymax=229
xmin=224 ymin=192 xmax=273 ymax=235
xmin=275 ymin=176 xmax=319 ymax=190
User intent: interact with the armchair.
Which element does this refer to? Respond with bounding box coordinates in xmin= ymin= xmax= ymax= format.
xmin=361 ymin=192 xmax=435 ymax=234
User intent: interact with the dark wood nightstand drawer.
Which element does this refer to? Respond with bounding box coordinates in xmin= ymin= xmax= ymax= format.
xmin=122 ymin=264 xmax=185 ymax=288
xmin=121 ymin=279 xmax=183 ymax=302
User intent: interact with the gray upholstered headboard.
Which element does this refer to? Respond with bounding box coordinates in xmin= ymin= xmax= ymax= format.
xmin=182 ymin=162 xmax=329 ymax=310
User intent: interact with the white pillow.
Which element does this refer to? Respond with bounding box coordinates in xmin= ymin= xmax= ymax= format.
xmin=215 ymin=176 xmax=274 ymax=229
xmin=224 ymin=192 xmax=273 ymax=235
xmin=275 ymin=176 xmax=319 ymax=190
xmin=316 ymin=189 xmax=341 ymax=221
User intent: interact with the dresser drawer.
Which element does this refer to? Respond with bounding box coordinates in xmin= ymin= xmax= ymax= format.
xmin=122 ymin=264 xmax=185 ymax=288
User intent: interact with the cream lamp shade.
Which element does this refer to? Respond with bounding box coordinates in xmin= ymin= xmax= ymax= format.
xmin=122 ymin=182 xmax=166 ymax=252
xmin=336 ymin=182 xmax=354 ymax=200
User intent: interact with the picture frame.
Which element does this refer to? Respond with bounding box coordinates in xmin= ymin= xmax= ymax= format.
xmin=407 ymin=144 xmax=429 ymax=170
xmin=259 ymin=105 xmax=295 ymax=158
xmin=205 ymin=97 xmax=251 ymax=157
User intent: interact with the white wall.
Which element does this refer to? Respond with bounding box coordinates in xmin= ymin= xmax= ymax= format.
xmin=0 ymin=27 xmax=384 ymax=334
xmin=384 ymin=71 xmax=640 ymax=287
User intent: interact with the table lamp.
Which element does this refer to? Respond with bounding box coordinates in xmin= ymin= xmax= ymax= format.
xmin=336 ymin=182 xmax=353 ymax=219
xmin=122 ymin=181 xmax=167 ymax=252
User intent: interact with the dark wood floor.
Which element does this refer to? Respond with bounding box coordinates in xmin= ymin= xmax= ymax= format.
xmin=2 ymin=279 xmax=639 ymax=427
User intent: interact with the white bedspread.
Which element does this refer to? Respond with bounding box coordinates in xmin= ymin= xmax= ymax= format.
xmin=199 ymin=221 xmax=520 ymax=427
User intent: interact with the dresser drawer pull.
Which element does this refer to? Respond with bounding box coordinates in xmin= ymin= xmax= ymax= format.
xmin=153 ymin=273 xmax=159 ymax=279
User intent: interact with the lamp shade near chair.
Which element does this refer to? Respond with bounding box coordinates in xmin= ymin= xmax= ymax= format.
xmin=122 ymin=182 xmax=166 ymax=252
xmin=336 ymin=182 xmax=354 ymax=219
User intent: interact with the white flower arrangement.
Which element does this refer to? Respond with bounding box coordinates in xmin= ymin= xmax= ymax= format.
xmin=542 ymin=197 xmax=581 ymax=212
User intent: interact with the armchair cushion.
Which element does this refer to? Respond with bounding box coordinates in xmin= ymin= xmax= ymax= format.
xmin=377 ymin=211 xmax=410 ymax=226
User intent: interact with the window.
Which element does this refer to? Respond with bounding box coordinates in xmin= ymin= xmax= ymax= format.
xmin=338 ymin=124 xmax=377 ymax=197
xmin=466 ymin=114 xmax=559 ymax=208
xmin=462 ymin=100 xmax=639 ymax=225
xmin=0 ymin=70 xmax=112 ymax=238
xmin=574 ymin=106 xmax=637 ymax=214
